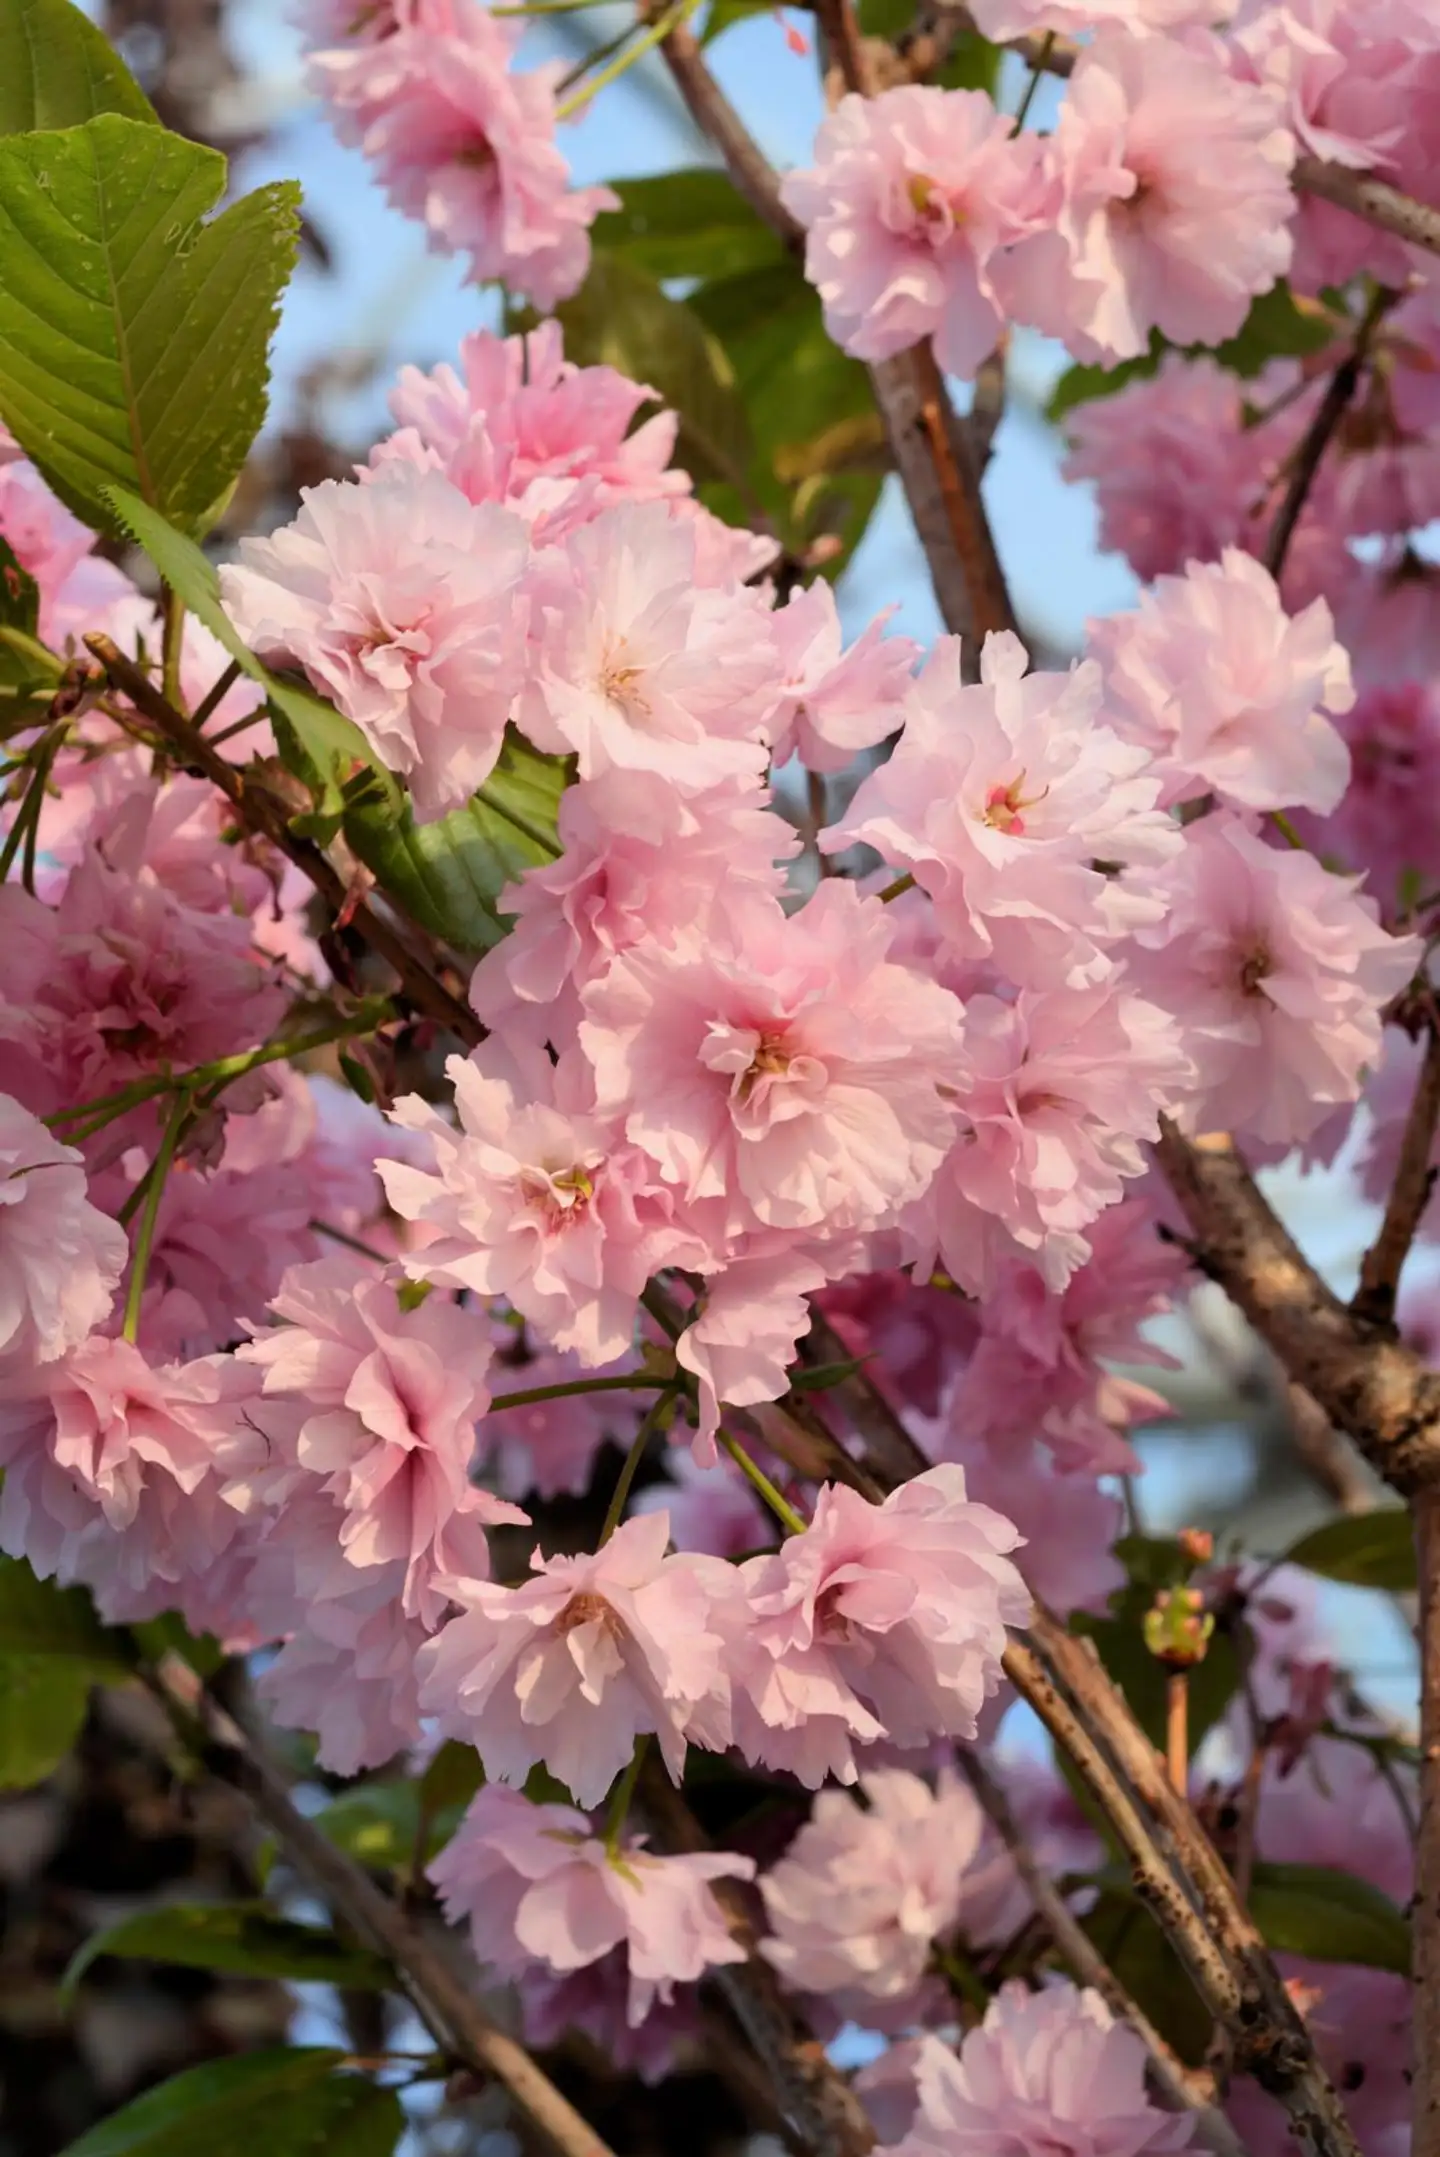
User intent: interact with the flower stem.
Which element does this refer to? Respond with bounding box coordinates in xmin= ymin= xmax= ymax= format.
xmin=121 ymin=1090 xmax=191 ymax=1345
xmin=878 ymin=872 xmax=915 ymax=904
xmin=554 ymin=0 xmax=698 ymax=118
xmin=599 ymin=1393 xmax=675 ymax=1544
xmin=1166 ymin=1670 xmax=1189 ymax=1796
xmin=490 ymin=1374 xmax=679 ymax=1414
xmin=161 ymin=589 xmax=187 ymax=715
xmin=719 ymin=1429 xmax=809 ymax=1536
xmin=603 ymin=1737 xmax=649 ymax=1853
xmin=1010 ymin=31 xmax=1054 ymax=134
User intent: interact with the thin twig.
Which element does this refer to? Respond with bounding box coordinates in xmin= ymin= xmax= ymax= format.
xmin=1263 ymin=287 xmax=1392 ymax=580
xmin=658 ymin=21 xmax=806 ymax=248
xmin=1415 ymin=1491 xmax=1440 ymax=2157
xmin=148 ymin=1662 xmax=618 ymax=2157
xmin=84 ymin=633 xmax=482 ymax=1047
xmin=1165 ymin=1673 xmax=1189 ymax=1798
xmin=1353 ymin=1016 xmax=1440 ymax=1325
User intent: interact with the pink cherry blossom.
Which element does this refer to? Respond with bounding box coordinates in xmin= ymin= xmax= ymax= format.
xmin=430 ymin=1783 xmax=754 ymax=2024
xmin=255 ymin=1563 xmax=435 ymax=1776
xmin=307 ymin=0 xmax=614 ymax=310
xmin=236 ymin=1255 xmax=520 ymax=1621
xmin=633 ymin=1451 xmax=771 ymax=1560
xmin=891 ymin=1981 xmax=1193 ymax=2157
xmin=675 ymin=1236 xmax=840 ymax=1458
xmin=922 ymin=1419 xmax=1126 ymax=1618
xmin=518 ymin=502 xmax=778 ymax=793
xmin=1130 ymin=812 xmax=1421 ymax=1148
xmin=779 ymin=86 xmax=1055 ymax=377
xmin=759 ymin=1768 xmax=1022 ymax=2022
xmin=416 ymin=1512 xmax=735 ymax=1804
xmin=1092 ymin=549 xmax=1353 ymax=815
xmin=1002 ymin=30 xmax=1293 ymax=364
xmin=517 ymin=1959 xmax=701 ymax=2084
xmin=0 ymin=454 xmax=98 ymax=633
xmin=824 ymin=633 xmax=1179 ymax=989
xmin=768 ymin=584 xmax=920 ymax=774
xmin=1290 ymin=677 xmax=1440 ymax=907
xmin=727 ymin=1465 xmax=1027 ymax=1787
xmin=580 ymin=878 xmax=964 ymax=1242
xmin=484 ymin=1344 xmax=643 ymax=1501
xmin=0 ymin=1094 xmax=126 ymax=1368
xmin=221 ymin=465 xmax=529 ymax=820
xmin=381 ymin=1044 xmax=696 ymax=1366
xmin=902 ymin=979 xmax=1190 ymax=1297
xmin=0 ymin=852 xmax=286 ymax=1121
xmin=970 ymin=0 xmax=1227 ymax=35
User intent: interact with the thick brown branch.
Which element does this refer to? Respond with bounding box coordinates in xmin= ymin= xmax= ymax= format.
xmin=955 ymin=1749 xmax=1243 ymax=2154
xmin=152 ymin=1665 xmax=616 ymax=2157
xmin=1354 ymin=1018 xmax=1440 ymax=1325
xmin=1156 ymin=1121 xmax=1440 ymax=1494
xmin=1293 ymin=153 xmax=1440 ymax=260
xmin=85 ymin=634 xmax=482 ymax=1047
xmin=1415 ymin=1491 xmax=1440 ymax=2157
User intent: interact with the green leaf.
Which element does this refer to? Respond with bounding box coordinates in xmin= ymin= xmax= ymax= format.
xmin=0 ymin=1557 xmax=129 ymax=1672
xmin=591 ymin=171 xmax=784 ymax=283
xmin=0 ymin=534 xmax=47 ymax=712
xmin=1081 ymin=1890 xmax=1211 ymax=2064
xmin=56 ymin=2050 xmax=403 ymax=2157
xmin=104 ymin=486 xmax=374 ymax=824
xmin=1112 ymin=1534 xmax=1196 ymax=1593
xmin=344 ymin=727 xmax=567 ymax=953
xmin=62 ymin=1903 xmax=393 ymax=1998
xmin=420 ymin=1738 xmax=485 ymax=1815
xmin=701 ymin=0 xmax=772 ymax=39
xmin=1283 ymin=1509 xmax=1415 ymax=1590
xmin=1249 ymin=1862 xmax=1410 ymax=1973
xmin=0 ymin=0 xmax=156 ymax=134
xmin=551 ymin=251 xmax=754 ymax=492
xmin=126 ymin=1610 xmax=225 ymax=1679
xmin=0 ymin=1654 xmax=92 ymax=1789
xmin=0 ymin=115 xmax=298 ymax=536
xmin=1048 ymin=282 xmax=1340 ymax=421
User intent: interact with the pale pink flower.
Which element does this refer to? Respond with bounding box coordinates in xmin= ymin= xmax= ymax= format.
xmin=0 ymin=1338 xmax=254 ymax=1615
xmin=1093 ymin=550 xmax=1353 ymax=815
xmin=728 ymin=1466 xmax=1027 ymax=1787
xmin=970 ymin=0 xmax=1227 ymax=34
xmin=760 ymin=1768 xmax=1021 ymax=2020
xmin=675 ymin=1237 xmax=838 ymax=1459
xmin=0 ymin=455 xmax=96 ymax=631
xmin=768 ymin=585 xmax=920 ymax=773
xmin=381 ymin=1044 xmax=696 ymax=1366
xmin=1003 ymin=31 xmax=1293 ymax=364
xmin=485 ymin=1345 xmax=642 ymax=1501
xmin=0 ymin=853 xmax=286 ymax=1121
xmin=580 ymin=879 xmax=964 ymax=1242
xmin=416 ymin=1512 xmax=735 ymax=1804
xmin=902 ymin=980 xmax=1190 ymax=1297
xmin=924 ymin=1418 xmax=1126 ymax=1618
xmin=256 ymin=1563 xmax=434 ymax=1776
xmin=469 ymin=770 xmax=795 ymax=1052
xmin=779 ymin=87 xmax=1055 ymax=377
xmin=430 ymin=1783 xmax=754 ymax=2024
xmin=1291 ymin=678 xmax=1440 ymax=906
xmin=892 ymin=1982 xmax=1193 ymax=2157
xmin=1256 ymin=1735 xmax=1413 ymax=1911
xmin=633 ymin=1451 xmax=771 ymax=1560
xmin=517 ymin=1959 xmax=700 ymax=2084
xmin=0 ymin=1095 xmax=126 ymax=1368
xmin=1130 ymin=813 xmax=1421 ymax=1148
xmin=221 ymin=466 xmax=529 ymax=820
xmin=309 ymin=0 xmax=614 ymax=310
xmin=519 ymin=502 xmax=778 ymax=793
xmin=235 ymin=1255 xmax=519 ymax=1622
xmin=378 ymin=320 xmax=688 ymax=540
xmin=824 ymin=633 xmax=1179 ymax=989
xmin=952 ymin=1200 xmax=1187 ymax=1478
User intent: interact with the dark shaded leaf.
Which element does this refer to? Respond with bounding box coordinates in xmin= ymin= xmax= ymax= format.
xmin=0 ymin=1556 xmax=128 ymax=1670
xmin=1283 ymin=1509 xmax=1415 ymax=1590
xmin=591 ymin=171 xmax=784 ymax=282
xmin=1047 ymin=283 xmax=1339 ymax=421
xmin=56 ymin=2049 xmax=403 ymax=2157
xmin=62 ymin=1903 xmax=393 ymax=1998
xmin=0 ymin=1655 xmax=92 ymax=1789
xmin=1249 ymin=1861 xmax=1410 ymax=1973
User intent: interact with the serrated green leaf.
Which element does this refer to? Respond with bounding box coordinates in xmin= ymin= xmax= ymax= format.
xmin=103 ymin=487 xmax=375 ymax=821
xmin=0 ymin=115 xmax=298 ymax=536
xmin=1249 ymin=1861 xmax=1410 ymax=1973
xmin=1283 ymin=1509 xmax=1415 ymax=1590
xmin=592 ymin=171 xmax=785 ymax=283
xmin=0 ymin=0 xmax=156 ymax=134
xmin=344 ymin=727 xmax=567 ymax=953
xmin=56 ymin=2050 xmax=403 ymax=2157
xmin=62 ymin=1902 xmax=393 ymax=1999
xmin=0 ymin=1653 xmax=92 ymax=1788
xmin=551 ymin=251 xmax=754 ymax=492
xmin=0 ymin=1557 xmax=129 ymax=1672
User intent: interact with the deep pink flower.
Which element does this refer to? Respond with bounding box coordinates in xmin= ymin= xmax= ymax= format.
xmin=779 ymin=86 xmax=1055 ymax=377
xmin=221 ymin=465 xmax=529 ymax=820
xmin=892 ymin=1981 xmax=1193 ymax=2157
xmin=580 ymin=879 xmax=964 ymax=1242
xmin=768 ymin=585 xmax=920 ymax=774
xmin=430 ymin=1783 xmax=754 ymax=2024
xmin=0 ymin=1094 xmax=126 ymax=1369
xmin=416 ymin=1512 xmax=735 ymax=1804
xmin=728 ymin=1466 xmax=1028 ymax=1787
xmin=759 ymin=1768 xmax=1021 ymax=2019
xmin=1093 ymin=549 xmax=1353 ymax=814
xmin=1130 ymin=813 xmax=1421 ymax=1148
xmin=1003 ymin=30 xmax=1293 ymax=364
xmin=519 ymin=501 xmax=778 ymax=793
xmin=308 ymin=0 xmax=615 ymax=309
xmin=824 ymin=633 xmax=1179 ymax=989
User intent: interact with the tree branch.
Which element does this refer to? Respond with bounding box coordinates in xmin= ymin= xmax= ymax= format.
xmin=659 ymin=22 xmax=806 ymax=247
xmin=1155 ymin=1121 xmax=1440 ymax=1494
xmin=1353 ymin=1016 xmax=1440 ymax=1326
xmin=84 ymin=633 xmax=483 ymax=1048
xmin=1414 ymin=1490 xmax=1440 ymax=2157
xmin=150 ymin=1662 xmax=616 ymax=2157
xmin=1263 ymin=286 xmax=1392 ymax=580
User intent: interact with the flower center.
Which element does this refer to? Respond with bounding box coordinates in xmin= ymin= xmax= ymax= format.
xmin=598 ymin=641 xmax=651 ymax=722
xmin=738 ymin=1034 xmax=793 ymax=1103
xmin=556 ymin=1590 xmax=622 ymax=1638
xmin=1238 ymin=943 xmax=1273 ymax=997
xmin=905 ymin=172 xmax=961 ymax=240
xmin=982 ymin=772 xmax=1049 ymax=836
xmin=516 ymin=1161 xmax=596 ymax=1230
